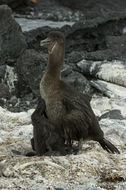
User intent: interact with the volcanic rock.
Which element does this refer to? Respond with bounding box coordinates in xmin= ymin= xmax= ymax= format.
xmin=0 ymin=5 xmax=26 ymax=65
xmin=0 ymin=0 xmax=25 ymax=9
xmin=16 ymin=49 xmax=46 ymax=97
xmin=77 ymin=60 xmax=126 ymax=87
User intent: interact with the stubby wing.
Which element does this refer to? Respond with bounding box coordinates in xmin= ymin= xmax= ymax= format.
xmin=61 ymin=81 xmax=103 ymax=141
xmin=62 ymin=103 xmax=89 ymax=143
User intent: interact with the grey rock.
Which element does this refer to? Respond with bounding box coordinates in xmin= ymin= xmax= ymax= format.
xmin=0 ymin=83 xmax=10 ymax=99
xmin=16 ymin=49 xmax=46 ymax=97
xmin=24 ymin=26 xmax=51 ymax=51
xmin=63 ymin=71 xmax=92 ymax=96
xmin=55 ymin=0 xmax=126 ymax=12
xmin=106 ymin=35 xmax=126 ymax=59
xmin=99 ymin=114 xmax=126 ymax=138
xmin=22 ymin=15 xmax=126 ymax=67
xmin=77 ymin=60 xmax=126 ymax=87
xmin=14 ymin=0 xmax=82 ymax=22
xmin=23 ymin=14 xmax=126 ymax=63
xmin=0 ymin=5 xmax=26 ymax=64
xmin=121 ymin=130 xmax=126 ymax=145
xmin=0 ymin=0 xmax=24 ymax=9
xmin=66 ymin=17 xmax=126 ymax=61
xmin=16 ymin=18 xmax=74 ymax=32
xmin=66 ymin=51 xmax=84 ymax=65
xmin=99 ymin=110 xmax=125 ymax=120
xmin=90 ymin=80 xmax=126 ymax=99
xmin=9 ymin=96 xmax=18 ymax=106
xmin=61 ymin=65 xmax=72 ymax=77
xmin=0 ymin=65 xmax=6 ymax=81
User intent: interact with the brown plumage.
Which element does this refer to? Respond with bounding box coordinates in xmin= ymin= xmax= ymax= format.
xmin=39 ymin=31 xmax=120 ymax=154
xmin=12 ymin=98 xmax=66 ymax=156
xmin=31 ymin=98 xmax=66 ymax=155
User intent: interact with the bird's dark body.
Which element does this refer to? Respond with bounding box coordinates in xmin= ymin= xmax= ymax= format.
xmin=39 ymin=31 xmax=120 ymax=154
xmin=60 ymin=81 xmax=103 ymax=143
xmin=12 ymin=31 xmax=120 ymax=156
xmin=31 ymin=80 xmax=119 ymax=154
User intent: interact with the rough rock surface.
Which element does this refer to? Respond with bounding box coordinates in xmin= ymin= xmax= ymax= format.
xmin=16 ymin=49 xmax=46 ymax=97
xmin=55 ymin=0 xmax=126 ymax=12
xmin=0 ymin=5 xmax=26 ymax=66
xmin=0 ymin=0 xmax=24 ymax=8
xmin=0 ymin=83 xmax=10 ymax=99
xmin=77 ymin=60 xmax=126 ymax=87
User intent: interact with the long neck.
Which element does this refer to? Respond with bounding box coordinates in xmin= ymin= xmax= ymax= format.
xmin=45 ymin=42 xmax=65 ymax=80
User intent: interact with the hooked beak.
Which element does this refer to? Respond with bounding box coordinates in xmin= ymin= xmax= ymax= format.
xmin=40 ymin=38 xmax=57 ymax=54
xmin=40 ymin=38 xmax=51 ymax=47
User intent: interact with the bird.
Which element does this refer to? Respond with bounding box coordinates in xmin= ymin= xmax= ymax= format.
xmin=39 ymin=31 xmax=120 ymax=154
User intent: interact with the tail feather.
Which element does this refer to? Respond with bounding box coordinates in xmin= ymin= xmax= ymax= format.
xmin=99 ymin=138 xmax=120 ymax=154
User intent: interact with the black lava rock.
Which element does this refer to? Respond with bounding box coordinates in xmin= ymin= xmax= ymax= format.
xmin=0 ymin=0 xmax=25 ymax=9
xmin=0 ymin=5 xmax=27 ymax=65
xmin=99 ymin=110 xmax=125 ymax=120
xmin=0 ymin=83 xmax=10 ymax=99
xmin=16 ymin=49 xmax=46 ymax=97
xmin=0 ymin=65 xmax=6 ymax=81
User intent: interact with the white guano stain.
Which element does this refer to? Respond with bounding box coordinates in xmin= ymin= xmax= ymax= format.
xmin=4 ymin=65 xmax=18 ymax=93
xmin=96 ymin=60 xmax=126 ymax=87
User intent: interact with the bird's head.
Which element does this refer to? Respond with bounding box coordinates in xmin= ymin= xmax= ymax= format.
xmin=40 ymin=31 xmax=65 ymax=54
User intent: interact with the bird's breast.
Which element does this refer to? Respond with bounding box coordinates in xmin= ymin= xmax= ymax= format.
xmin=46 ymin=101 xmax=65 ymax=125
xmin=40 ymin=77 xmax=65 ymax=124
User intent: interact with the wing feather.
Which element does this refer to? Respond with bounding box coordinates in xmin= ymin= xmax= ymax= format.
xmin=61 ymin=81 xmax=103 ymax=141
